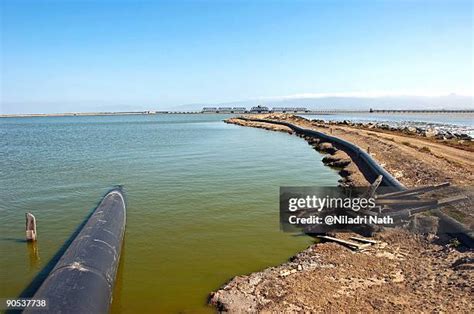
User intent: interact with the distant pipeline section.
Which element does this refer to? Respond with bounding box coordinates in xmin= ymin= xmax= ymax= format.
xmin=239 ymin=117 xmax=406 ymax=191
xmin=24 ymin=188 xmax=126 ymax=314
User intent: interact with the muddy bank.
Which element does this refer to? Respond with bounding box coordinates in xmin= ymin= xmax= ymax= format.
xmin=209 ymin=229 xmax=474 ymax=313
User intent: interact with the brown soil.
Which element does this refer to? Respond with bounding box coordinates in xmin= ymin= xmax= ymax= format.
xmin=209 ymin=229 xmax=474 ymax=313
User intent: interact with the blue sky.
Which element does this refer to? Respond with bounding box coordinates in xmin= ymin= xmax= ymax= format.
xmin=1 ymin=0 xmax=472 ymax=113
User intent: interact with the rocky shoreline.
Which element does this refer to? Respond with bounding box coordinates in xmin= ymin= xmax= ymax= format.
xmin=317 ymin=119 xmax=473 ymax=151
xmin=307 ymin=116 xmax=474 ymax=139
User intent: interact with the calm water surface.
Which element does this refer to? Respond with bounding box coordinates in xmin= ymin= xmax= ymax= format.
xmin=0 ymin=114 xmax=339 ymax=313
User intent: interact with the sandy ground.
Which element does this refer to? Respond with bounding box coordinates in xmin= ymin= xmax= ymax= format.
xmin=210 ymin=229 xmax=474 ymax=313
xmin=210 ymin=114 xmax=474 ymax=313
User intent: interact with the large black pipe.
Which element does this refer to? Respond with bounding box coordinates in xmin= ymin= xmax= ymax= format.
xmin=24 ymin=188 xmax=126 ymax=314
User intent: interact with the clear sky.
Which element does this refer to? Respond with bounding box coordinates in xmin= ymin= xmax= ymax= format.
xmin=1 ymin=0 xmax=472 ymax=113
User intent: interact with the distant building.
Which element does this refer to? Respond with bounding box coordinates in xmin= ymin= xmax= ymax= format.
xmin=217 ymin=107 xmax=232 ymax=113
xmin=202 ymin=107 xmax=218 ymax=113
xmin=201 ymin=106 xmax=250 ymax=113
xmin=232 ymin=107 xmax=247 ymax=113
xmin=250 ymin=105 xmax=269 ymax=113
xmin=270 ymin=107 xmax=308 ymax=113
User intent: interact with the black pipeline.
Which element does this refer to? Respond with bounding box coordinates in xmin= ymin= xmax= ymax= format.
xmin=24 ymin=188 xmax=126 ymax=314
xmin=244 ymin=117 xmax=406 ymax=190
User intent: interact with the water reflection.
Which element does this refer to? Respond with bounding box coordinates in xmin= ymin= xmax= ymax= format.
xmin=27 ymin=241 xmax=40 ymax=270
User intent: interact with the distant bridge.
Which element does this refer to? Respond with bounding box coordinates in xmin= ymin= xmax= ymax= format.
xmin=369 ymin=109 xmax=474 ymax=114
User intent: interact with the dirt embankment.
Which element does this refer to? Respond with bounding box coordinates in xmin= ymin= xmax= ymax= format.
xmin=209 ymin=229 xmax=474 ymax=313
xmin=211 ymin=114 xmax=474 ymax=313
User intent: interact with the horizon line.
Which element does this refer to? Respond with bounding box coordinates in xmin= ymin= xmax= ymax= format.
xmin=3 ymin=108 xmax=474 ymax=118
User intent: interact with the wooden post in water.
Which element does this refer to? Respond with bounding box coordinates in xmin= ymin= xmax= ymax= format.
xmin=25 ymin=212 xmax=37 ymax=241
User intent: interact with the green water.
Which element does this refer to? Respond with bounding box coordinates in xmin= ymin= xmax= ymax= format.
xmin=0 ymin=114 xmax=339 ymax=313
